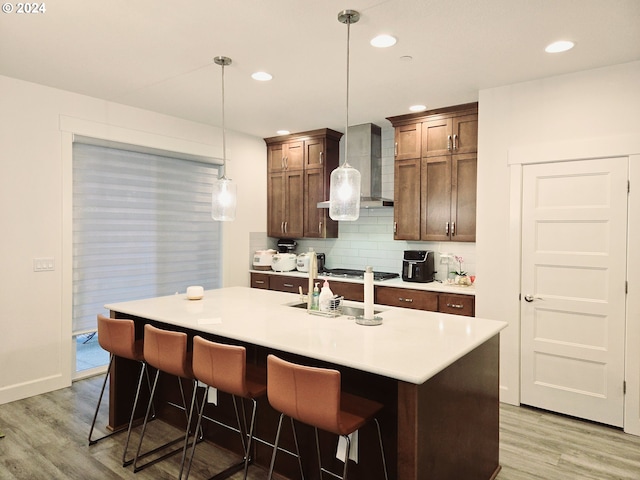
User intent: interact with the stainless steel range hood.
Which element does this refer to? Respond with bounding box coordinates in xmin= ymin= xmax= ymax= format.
xmin=317 ymin=123 xmax=394 ymax=209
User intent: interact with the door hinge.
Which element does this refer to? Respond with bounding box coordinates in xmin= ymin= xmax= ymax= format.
xmin=626 ymin=281 xmax=628 ymax=294
xmin=623 ymin=380 xmax=627 ymax=394
xmin=628 ymin=180 xmax=630 ymax=193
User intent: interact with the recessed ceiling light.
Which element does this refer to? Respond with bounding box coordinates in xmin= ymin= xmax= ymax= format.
xmin=276 ymin=130 xmax=290 ymax=135
xmin=409 ymin=105 xmax=427 ymax=112
xmin=251 ymin=71 xmax=273 ymax=81
xmin=370 ymin=34 xmax=397 ymax=48
xmin=545 ymin=40 xmax=575 ymax=53
xmin=399 ymin=55 xmax=413 ymax=62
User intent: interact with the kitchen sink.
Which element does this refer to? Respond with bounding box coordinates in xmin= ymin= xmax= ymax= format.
xmin=287 ymin=302 xmax=381 ymax=317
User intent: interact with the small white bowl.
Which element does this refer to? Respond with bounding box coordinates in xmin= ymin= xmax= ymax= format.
xmin=186 ymin=285 xmax=204 ymax=300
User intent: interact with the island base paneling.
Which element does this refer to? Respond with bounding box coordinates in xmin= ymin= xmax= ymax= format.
xmin=108 ymin=311 xmax=500 ymax=480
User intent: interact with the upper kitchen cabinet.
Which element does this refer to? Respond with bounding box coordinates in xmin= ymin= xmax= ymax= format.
xmin=267 ymin=140 xmax=304 ymax=172
xmin=264 ymin=129 xmax=342 ymax=239
xmin=388 ymin=103 xmax=478 ymax=242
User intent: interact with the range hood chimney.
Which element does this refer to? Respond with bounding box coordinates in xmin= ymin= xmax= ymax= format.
xmin=317 ymin=123 xmax=393 ymax=210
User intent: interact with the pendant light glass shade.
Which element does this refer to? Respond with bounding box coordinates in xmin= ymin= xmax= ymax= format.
xmin=329 ymin=163 xmax=361 ymax=220
xmin=211 ymin=176 xmax=237 ymax=221
xmin=211 ymin=55 xmax=237 ymax=222
xmin=329 ymin=9 xmax=361 ymax=222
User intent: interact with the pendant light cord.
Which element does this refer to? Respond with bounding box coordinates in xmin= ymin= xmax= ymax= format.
xmin=343 ymin=15 xmax=351 ymax=168
xmin=220 ymin=61 xmax=227 ymax=179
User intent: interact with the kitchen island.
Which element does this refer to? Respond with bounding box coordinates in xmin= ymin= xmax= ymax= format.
xmin=106 ymin=286 xmax=506 ymax=480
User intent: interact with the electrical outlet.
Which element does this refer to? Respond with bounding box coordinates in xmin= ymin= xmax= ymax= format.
xmin=33 ymin=257 xmax=55 ymax=272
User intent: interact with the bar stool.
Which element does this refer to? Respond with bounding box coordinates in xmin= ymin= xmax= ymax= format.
xmin=132 ymin=324 xmax=201 ymax=474
xmin=266 ymin=354 xmax=389 ymax=480
xmin=181 ymin=336 xmax=267 ymax=480
xmin=89 ymin=314 xmax=152 ymax=467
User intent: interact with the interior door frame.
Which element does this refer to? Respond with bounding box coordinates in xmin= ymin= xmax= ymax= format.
xmin=506 ymin=134 xmax=640 ymax=435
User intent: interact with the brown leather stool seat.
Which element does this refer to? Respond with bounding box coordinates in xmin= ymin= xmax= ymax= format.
xmin=266 ymin=354 xmax=388 ymax=480
xmin=181 ymin=336 xmax=267 ymax=480
xmin=89 ymin=314 xmax=150 ymax=467
xmin=132 ymin=324 xmax=201 ymax=475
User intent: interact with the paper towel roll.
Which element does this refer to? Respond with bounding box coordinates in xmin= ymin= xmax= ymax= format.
xmin=364 ymin=266 xmax=374 ymax=320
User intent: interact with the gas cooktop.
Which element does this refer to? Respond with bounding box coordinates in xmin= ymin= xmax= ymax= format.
xmin=320 ymin=268 xmax=399 ymax=281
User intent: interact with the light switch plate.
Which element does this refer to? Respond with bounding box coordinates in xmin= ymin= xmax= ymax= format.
xmin=33 ymin=257 xmax=55 ymax=272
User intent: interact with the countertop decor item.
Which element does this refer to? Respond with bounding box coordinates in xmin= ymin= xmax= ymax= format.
xmin=211 ymin=55 xmax=237 ymax=221
xmin=329 ymin=9 xmax=361 ymax=221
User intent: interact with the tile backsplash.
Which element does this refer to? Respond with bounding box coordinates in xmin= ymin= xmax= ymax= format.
xmin=249 ymin=125 xmax=476 ymax=282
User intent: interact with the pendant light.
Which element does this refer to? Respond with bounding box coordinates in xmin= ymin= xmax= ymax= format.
xmin=329 ymin=9 xmax=361 ymax=221
xmin=211 ymin=56 xmax=237 ymax=221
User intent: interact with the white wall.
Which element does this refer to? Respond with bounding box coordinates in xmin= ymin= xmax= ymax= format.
xmin=0 ymin=75 xmax=266 ymax=404
xmin=476 ymin=60 xmax=640 ymax=424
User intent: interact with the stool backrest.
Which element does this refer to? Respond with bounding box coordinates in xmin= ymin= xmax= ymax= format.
xmin=267 ymin=355 xmax=341 ymax=434
xmin=97 ymin=314 xmax=138 ymax=360
xmin=143 ymin=324 xmax=192 ymax=379
xmin=192 ymin=336 xmax=248 ymax=397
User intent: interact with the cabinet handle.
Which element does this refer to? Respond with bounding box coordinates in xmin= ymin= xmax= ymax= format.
xmin=281 ymin=221 xmax=285 ymax=233
xmin=452 ymin=222 xmax=456 ymax=236
xmin=284 ymin=156 xmax=288 ymax=169
xmin=254 ymin=280 xmax=265 ymax=284
xmin=318 ymin=222 xmax=322 ymax=234
xmin=319 ymin=152 xmax=323 ymax=164
xmin=394 ymin=222 xmax=397 ymax=234
xmin=281 ymin=157 xmax=285 ymax=169
xmin=445 ymin=222 xmax=449 ymax=235
xmin=447 ymin=135 xmax=452 ymax=151
xmin=453 ymin=134 xmax=458 ymax=150
xmin=446 ymin=303 xmax=464 ymax=309
xmin=283 ymin=283 xmax=294 ymax=288
xmin=284 ymin=221 xmax=288 ymax=233
xmin=398 ymin=297 xmax=414 ymax=303
xmin=394 ymin=142 xmax=398 ymax=156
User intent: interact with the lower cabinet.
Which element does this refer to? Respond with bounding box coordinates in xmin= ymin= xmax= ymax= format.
xmin=250 ymin=273 xmax=475 ymax=316
xmin=438 ymin=293 xmax=475 ymax=317
xmin=376 ymin=286 xmax=438 ymax=311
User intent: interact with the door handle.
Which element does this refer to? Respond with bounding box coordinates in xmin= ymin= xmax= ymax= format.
xmin=524 ymin=294 xmax=543 ymax=302
xmin=447 ymin=135 xmax=452 ymax=151
xmin=319 ymin=152 xmax=323 ymax=164
xmin=453 ymin=134 xmax=458 ymax=150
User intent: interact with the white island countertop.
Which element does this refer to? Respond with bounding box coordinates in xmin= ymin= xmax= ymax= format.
xmin=106 ymin=286 xmax=505 ymax=385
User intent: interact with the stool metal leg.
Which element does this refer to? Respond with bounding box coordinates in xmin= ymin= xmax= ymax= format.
xmin=122 ymin=361 xmax=153 ymax=466
xmin=88 ymin=354 xmax=115 ymax=445
xmin=374 ymin=418 xmax=389 ymax=480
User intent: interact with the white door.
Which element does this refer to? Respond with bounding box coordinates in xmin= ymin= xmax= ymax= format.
xmin=520 ymin=157 xmax=628 ymax=427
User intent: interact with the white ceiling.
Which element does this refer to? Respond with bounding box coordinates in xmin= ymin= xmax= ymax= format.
xmin=1 ymin=0 xmax=639 ymax=139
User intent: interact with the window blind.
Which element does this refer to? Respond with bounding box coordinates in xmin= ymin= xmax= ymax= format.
xmin=72 ymin=142 xmax=221 ymax=334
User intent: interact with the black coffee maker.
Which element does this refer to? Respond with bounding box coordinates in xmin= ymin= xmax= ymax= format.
xmin=402 ymin=250 xmax=435 ymax=283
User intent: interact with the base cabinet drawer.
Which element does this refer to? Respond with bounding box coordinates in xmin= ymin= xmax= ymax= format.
xmin=375 ymin=286 xmax=438 ymax=311
xmin=250 ymin=272 xmax=271 ymax=289
xmin=329 ymin=280 xmax=364 ymax=302
xmin=439 ymin=293 xmax=475 ymax=317
xmin=269 ymin=275 xmax=308 ymax=294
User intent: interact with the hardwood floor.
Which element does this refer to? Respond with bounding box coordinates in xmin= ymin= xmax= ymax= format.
xmin=1 ymin=376 xmax=639 ymax=479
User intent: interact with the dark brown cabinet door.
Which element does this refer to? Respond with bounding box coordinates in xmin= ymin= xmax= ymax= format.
xmin=304 ymin=137 xmax=325 ymax=170
xmin=394 ymin=159 xmax=421 ymax=240
xmin=267 ymin=170 xmax=304 ymax=238
xmin=451 ymin=114 xmax=478 ymax=155
xmin=267 ymin=171 xmax=285 ymax=236
xmin=421 ymin=117 xmax=453 ymax=157
xmin=250 ymin=272 xmax=270 ymax=289
xmin=267 ymin=144 xmax=285 ymax=172
xmin=394 ymin=123 xmax=421 ymax=160
xmin=329 ymin=280 xmax=365 ymax=302
xmin=284 ymin=170 xmax=304 ymax=238
xmin=421 ymin=156 xmax=452 ymax=241
xmin=451 ymin=153 xmax=477 ymax=242
xmin=375 ymin=286 xmax=438 ymax=311
xmin=439 ymin=293 xmax=475 ymax=317
xmin=304 ymin=169 xmax=336 ymax=238
xmin=285 ymin=141 xmax=304 ymax=170
xmin=270 ymin=275 xmax=307 ymax=294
